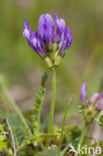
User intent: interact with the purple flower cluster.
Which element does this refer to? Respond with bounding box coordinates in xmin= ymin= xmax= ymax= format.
xmin=80 ymin=82 xmax=103 ymax=111
xmin=23 ymin=13 xmax=72 ymax=68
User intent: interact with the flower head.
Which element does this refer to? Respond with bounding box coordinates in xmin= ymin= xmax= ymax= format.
xmin=80 ymin=82 xmax=103 ymax=124
xmin=23 ymin=13 xmax=72 ymax=68
xmin=80 ymin=83 xmax=103 ymax=111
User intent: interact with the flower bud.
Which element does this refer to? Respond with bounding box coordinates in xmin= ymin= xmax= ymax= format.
xmin=80 ymin=83 xmax=103 ymax=124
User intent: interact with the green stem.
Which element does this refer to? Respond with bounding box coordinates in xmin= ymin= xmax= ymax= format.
xmin=61 ymin=143 xmax=71 ymax=156
xmin=58 ymin=96 xmax=73 ymax=156
xmin=48 ymin=67 xmax=56 ymax=133
xmin=1 ymin=83 xmax=32 ymax=136
xmin=75 ymin=124 xmax=89 ymax=156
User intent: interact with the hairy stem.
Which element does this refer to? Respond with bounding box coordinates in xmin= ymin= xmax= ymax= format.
xmin=48 ymin=67 xmax=56 ymax=133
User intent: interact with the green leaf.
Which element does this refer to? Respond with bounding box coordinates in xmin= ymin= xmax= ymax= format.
xmin=0 ymin=124 xmax=4 ymax=132
xmin=33 ymin=72 xmax=48 ymax=135
xmin=96 ymin=114 xmax=103 ymax=127
xmin=0 ymin=124 xmax=7 ymax=151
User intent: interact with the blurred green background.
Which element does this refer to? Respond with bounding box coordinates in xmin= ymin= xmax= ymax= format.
xmin=0 ymin=0 xmax=103 ymax=125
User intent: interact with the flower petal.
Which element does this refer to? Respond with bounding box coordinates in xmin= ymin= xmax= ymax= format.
xmin=38 ymin=14 xmax=55 ymax=44
xmin=60 ymin=27 xmax=72 ymax=52
xmin=30 ymin=31 xmax=45 ymax=55
xmin=80 ymin=82 xmax=87 ymax=104
xmin=58 ymin=33 xmax=65 ymax=49
xmin=23 ymin=21 xmax=31 ymax=41
xmin=97 ymin=95 xmax=103 ymax=110
xmin=30 ymin=32 xmax=38 ymax=52
xmin=89 ymin=92 xmax=100 ymax=104
xmin=54 ymin=12 xmax=65 ymax=39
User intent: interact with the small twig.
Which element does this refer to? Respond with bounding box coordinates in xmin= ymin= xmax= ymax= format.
xmin=6 ymin=118 xmax=16 ymax=156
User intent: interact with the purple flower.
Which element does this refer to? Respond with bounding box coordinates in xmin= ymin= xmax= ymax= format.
xmin=23 ymin=13 xmax=72 ymax=68
xmin=23 ymin=21 xmax=31 ymax=45
xmin=89 ymin=93 xmax=100 ymax=104
xmin=38 ymin=14 xmax=55 ymax=44
xmin=30 ymin=31 xmax=45 ymax=55
xmin=80 ymin=82 xmax=87 ymax=104
xmin=80 ymin=83 xmax=103 ymax=111
xmin=54 ymin=12 xmax=65 ymax=40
